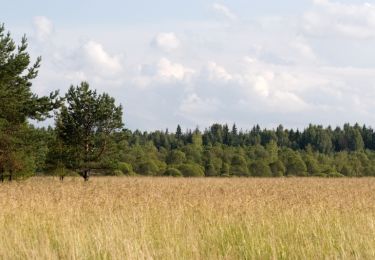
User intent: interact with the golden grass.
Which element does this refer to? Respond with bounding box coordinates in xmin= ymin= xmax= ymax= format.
xmin=0 ymin=177 xmax=375 ymax=259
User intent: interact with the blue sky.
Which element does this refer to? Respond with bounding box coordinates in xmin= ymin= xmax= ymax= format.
xmin=3 ymin=1 xmax=309 ymax=23
xmin=3 ymin=0 xmax=375 ymax=130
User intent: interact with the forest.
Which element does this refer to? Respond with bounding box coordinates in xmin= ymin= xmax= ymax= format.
xmin=1 ymin=23 xmax=375 ymax=181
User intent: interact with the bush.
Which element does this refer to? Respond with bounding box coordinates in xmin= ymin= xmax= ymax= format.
xmin=153 ymin=160 xmax=167 ymax=175
xmin=167 ymin=150 xmax=186 ymax=165
xmin=118 ymin=162 xmax=134 ymax=175
xmin=327 ymin=172 xmax=345 ymax=178
xmin=220 ymin=162 xmax=230 ymax=177
xmin=270 ymin=160 xmax=286 ymax=177
xmin=164 ymin=168 xmax=183 ymax=177
xmin=340 ymin=164 xmax=354 ymax=176
xmin=312 ymin=172 xmax=327 ymax=177
xmin=112 ymin=170 xmax=124 ymax=176
xmin=250 ymin=160 xmax=272 ymax=177
xmin=230 ymin=155 xmax=249 ymax=176
xmin=205 ymin=163 xmax=217 ymax=177
xmin=178 ymin=163 xmax=205 ymax=177
xmin=137 ymin=160 xmax=159 ymax=176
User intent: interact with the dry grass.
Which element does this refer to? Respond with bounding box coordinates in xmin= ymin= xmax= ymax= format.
xmin=0 ymin=177 xmax=375 ymax=259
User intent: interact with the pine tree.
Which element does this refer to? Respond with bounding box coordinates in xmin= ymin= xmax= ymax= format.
xmin=56 ymin=82 xmax=123 ymax=181
xmin=176 ymin=125 xmax=182 ymax=139
xmin=0 ymin=24 xmax=61 ymax=180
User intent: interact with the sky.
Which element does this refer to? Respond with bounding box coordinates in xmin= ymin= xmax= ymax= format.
xmin=2 ymin=0 xmax=375 ymax=131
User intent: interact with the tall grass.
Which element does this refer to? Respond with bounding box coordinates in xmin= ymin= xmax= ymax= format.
xmin=0 ymin=177 xmax=374 ymax=259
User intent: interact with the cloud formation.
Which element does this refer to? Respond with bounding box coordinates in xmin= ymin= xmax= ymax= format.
xmin=33 ymin=16 xmax=53 ymax=42
xmin=22 ymin=0 xmax=375 ymax=130
xmin=304 ymin=0 xmax=375 ymax=39
xmin=212 ymin=3 xmax=237 ymax=20
xmin=82 ymin=41 xmax=123 ymax=75
xmin=152 ymin=32 xmax=180 ymax=52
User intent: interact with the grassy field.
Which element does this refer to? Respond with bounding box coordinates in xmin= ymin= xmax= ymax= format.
xmin=0 ymin=177 xmax=375 ymax=259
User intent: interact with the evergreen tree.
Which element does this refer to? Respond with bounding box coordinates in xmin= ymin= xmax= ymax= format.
xmin=176 ymin=125 xmax=182 ymax=140
xmin=56 ymin=82 xmax=123 ymax=181
xmin=0 ymin=24 xmax=61 ymax=180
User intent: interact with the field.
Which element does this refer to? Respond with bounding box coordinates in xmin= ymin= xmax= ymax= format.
xmin=0 ymin=177 xmax=375 ymax=259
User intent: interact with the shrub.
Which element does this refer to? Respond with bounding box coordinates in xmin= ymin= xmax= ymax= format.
xmin=220 ymin=162 xmax=230 ymax=177
xmin=312 ymin=172 xmax=327 ymax=177
xmin=138 ymin=160 xmax=159 ymax=176
xmin=118 ymin=162 xmax=134 ymax=175
xmin=167 ymin=150 xmax=186 ymax=165
xmin=153 ymin=160 xmax=167 ymax=176
xmin=327 ymin=172 xmax=345 ymax=178
xmin=250 ymin=160 xmax=272 ymax=177
xmin=283 ymin=150 xmax=307 ymax=176
xmin=112 ymin=170 xmax=124 ymax=176
xmin=270 ymin=160 xmax=286 ymax=177
xmin=230 ymin=155 xmax=249 ymax=176
xmin=205 ymin=163 xmax=217 ymax=177
xmin=178 ymin=163 xmax=205 ymax=177
xmin=164 ymin=168 xmax=183 ymax=177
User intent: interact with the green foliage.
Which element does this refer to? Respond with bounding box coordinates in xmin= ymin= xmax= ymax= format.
xmin=0 ymin=25 xmax=61 ymax=124
xmin=137 ymin=160 xmax=159 ymax=176
xmin=270 ymin=160 xmax=286 ymax=177
xmin=178 ymin=163 xmax=205 ymax=177
xmin=327 ymin=172 xmax=345 ymax=178
xmin=56 ymin=82 xmax=123 ymax=180
xmin=167 ymin=150 xmax=186 ymax=165
xmin=230 ymin=155 xmax=249 ymax=176
xmin=265 ymin=140 xmax=278 ymax=163
xmin=220 ymin=162 xmax=231 ymax=177
xmin=0 ymin=24 xmax=61 ymax=180
xmin=282 ymin=149 xmax=307 ymax=176
xmin=250 ymin=160 xmax=272 ymax=177
xmin=205 ymin=162 xmax=217 ymax=177
xmin=164 ymin=168 xmax=183 ymax=177
xmin=117 ymin=162 xmax=134 ymax=175
xmin=112 ymin=170 xmax=124 ymax=176
xmin=304 ymin=155 xmax=321 ymax=176
xmin=43 ymin=122 xmax=375 ymax=178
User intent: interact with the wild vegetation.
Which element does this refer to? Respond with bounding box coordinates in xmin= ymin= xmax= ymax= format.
xmin=0 ymin=177 xmax=375 ymax=259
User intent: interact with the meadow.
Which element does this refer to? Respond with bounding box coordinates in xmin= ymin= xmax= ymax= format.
xmin=0 ymin=177 xmax=374 ymax=259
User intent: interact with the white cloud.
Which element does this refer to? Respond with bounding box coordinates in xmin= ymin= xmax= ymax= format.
xmin=291 ymin=37 xmax=317 ymax=63
xmin=253 ymin=75 xmax=271 ymax=98
xmin=33 ymin=16 xmax=53 ymax=42
xmin=180 ymin=93 xmax=219 ymax=113
xmin=134 ymin=58 xmax=195 ymax=87
xmin=271 ymin=91 xmax=309 ymax=112
xmin=212 ymin=3 xmax=237 ymax=20
xmin=157 ymin=58 xmax=194 ymax=80
xmin=206 ymin=62 xmax=233 ymax=82
xmin=304 ymin=0 xmax=375 ymax=39
xmin=152 ymin=32 xmax=180 ymax=52
xmin=179 ymin=93 xmax=220 ymax=124
xmin=23 ymin=1 xmax=375 ymax=130
xmin=83 ymin=41 xmax=123 ymax=75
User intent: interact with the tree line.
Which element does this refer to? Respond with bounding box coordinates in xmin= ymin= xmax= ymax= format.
xmin=76 ymin=123 xmax=375 ymax=178
xmin=1 ymin=23 xmax=375 ymax=181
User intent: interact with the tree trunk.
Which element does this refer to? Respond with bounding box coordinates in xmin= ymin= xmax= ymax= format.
xmin=83 ymin=169 xmax=90 ymax=181
xmin=0 ymin=168 xmax=3 ymax=183
xmin=60 ymin=175 xmax=65 ymax=181
xmin=8 ymin=170 xmax=13 ymax=182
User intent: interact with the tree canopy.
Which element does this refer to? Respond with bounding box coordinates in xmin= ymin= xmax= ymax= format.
xmin=0 ymin=24 xmax=60 ymax=180
xmin=56 ymin=82 xmax=123 ymax=180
